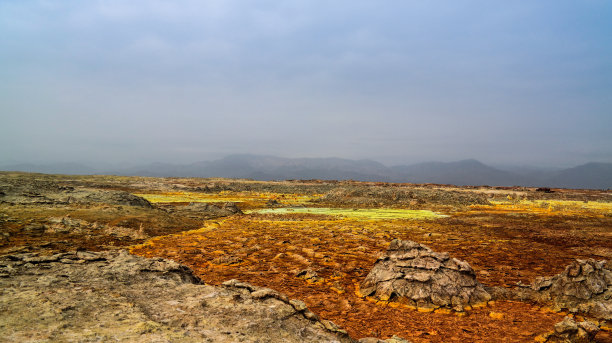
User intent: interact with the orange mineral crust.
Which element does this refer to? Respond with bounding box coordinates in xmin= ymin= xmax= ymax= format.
xmin=131 ymin=212 xmax=611 ymax=342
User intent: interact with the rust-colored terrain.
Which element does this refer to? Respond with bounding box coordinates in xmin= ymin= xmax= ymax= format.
xmin=1 ymin=172 xmax=611 ymax=342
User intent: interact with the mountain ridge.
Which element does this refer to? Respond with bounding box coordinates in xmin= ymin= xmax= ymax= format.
xmin=1 ymin=155 xmax=610 ymax=189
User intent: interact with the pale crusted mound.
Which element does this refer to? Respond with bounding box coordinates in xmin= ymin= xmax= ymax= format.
xmin=0 ymin=250 xmax=353 ymax=343
xmin=532 ymin=259 xmax=612 ymax=321
xmin=359 ymin=239 xmax=491 ymax=311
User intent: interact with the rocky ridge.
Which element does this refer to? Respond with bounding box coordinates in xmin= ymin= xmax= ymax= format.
xmin=0 ymin=177 xmax=152 ymax=207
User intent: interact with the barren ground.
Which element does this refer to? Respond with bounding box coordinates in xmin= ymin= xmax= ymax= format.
xmin=1 ymin=172 xmax=611 ymax=342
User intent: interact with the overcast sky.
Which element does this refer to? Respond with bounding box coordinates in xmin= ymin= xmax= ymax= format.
xmin=1 ymin=1 xmax=610 ymax=167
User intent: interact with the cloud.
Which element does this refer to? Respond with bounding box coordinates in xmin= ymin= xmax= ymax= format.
xmin=0 ymin=1 xmax=610 ymax=167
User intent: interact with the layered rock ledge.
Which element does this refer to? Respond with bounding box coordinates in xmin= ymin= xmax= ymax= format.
xmin=0 ymin=250 xmax=354 ymax=343
xmin=358 ymin=239 xmax=491 ymax=312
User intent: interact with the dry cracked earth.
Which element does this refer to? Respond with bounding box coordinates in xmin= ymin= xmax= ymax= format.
xmin=1 ymin=171 xmax=611 ymax=342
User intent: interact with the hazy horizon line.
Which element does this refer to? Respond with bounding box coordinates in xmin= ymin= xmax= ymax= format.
xmin=1 ymin=153 xmax=610 ymax=171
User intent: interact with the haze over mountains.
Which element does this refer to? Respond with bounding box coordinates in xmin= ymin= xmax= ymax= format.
xmin=2 ymin=155 xmax=611 ymax=190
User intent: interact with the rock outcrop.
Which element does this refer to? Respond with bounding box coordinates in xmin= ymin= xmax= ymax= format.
xmin=532 ymin=259 xmax=612 ymax=321
xmin=184 ymin=201 xmax=243 ymax=216
xmin=358 ymin=239 xmax=491 ymax=311
xmin=82 ymin=190 xmax=153 ymax=207
xmin=0 ymin=250 xmax=353 ymax=343
xmin=537 ymin=317 xmax=600 ymax=343
xmin=0 ymin=178 xmax=152 ymax=208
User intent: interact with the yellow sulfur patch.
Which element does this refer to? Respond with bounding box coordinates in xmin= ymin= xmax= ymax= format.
xmin=330 ymin=287 xmax=345 ymax=294
xmin=471 ymin=302 xmax=488 ymax=309
xmin=134 ymin=191 xmax=322 ymax=208
xmin=247 ymin=207 xmax=447 ymax=220
xmin=489 ymin=312 xmax=504 ymax=319
xmin=417 ymin=307 xmax=436 ymax=313
xmin=469 ymin=199 xmax=612 ymax=217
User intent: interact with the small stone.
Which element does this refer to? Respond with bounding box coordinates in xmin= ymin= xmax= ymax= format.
xmin=554 ymin=317 xmax=579 ymax=334
xmin=582 ymin=263 xmax=594 ymax=275
xmin=289 ymin=299 xmax=308 ymax=312
xmin=251 ymin=288 xmax=289 ymax=303
xmin=295 ymin=269 xmax=324 ymax=283
xmin=577 ymin=320 xmax=600 ymax=335
xmin=222 ymin=279 xmax=256 ymax=292
xmin=532 ymin=276 xmax=553 ymax=291
xmin=76 ymin=251 xmax=104 ymax=261
xmin=567 ymin=263 xmax=582 ymax=278
xmin=321 ymin=320 xmax=347 ymax=334
xmin=303 ymin=310 xmax=319 ymax=321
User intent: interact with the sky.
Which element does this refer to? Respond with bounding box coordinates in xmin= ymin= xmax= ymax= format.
xmin=1 ymin=1 xmax=611 ymax=168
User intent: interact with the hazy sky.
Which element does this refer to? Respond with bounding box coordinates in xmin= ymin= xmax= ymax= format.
xmin=1 ymin=1 xmax=611 ymax=167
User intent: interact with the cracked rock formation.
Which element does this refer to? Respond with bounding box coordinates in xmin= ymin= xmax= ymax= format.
xmin=358 ymin=239 xmax=491 ymax=311
xmin=0 ymin=250 xmax=353 ymax=343
xmin=532 ymin=259 xmax=612 ymax=321
xmin=538 ymin=317 xmax=600 ymax=343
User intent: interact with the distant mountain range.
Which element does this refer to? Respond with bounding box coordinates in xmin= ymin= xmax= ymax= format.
xmin=2 ymin=155 xmax=611 ymax=189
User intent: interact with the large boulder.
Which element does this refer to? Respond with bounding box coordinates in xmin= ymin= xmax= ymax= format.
xmin=358 ymin=239 xmax=491 ymax=312
xmin=532 ymin=259 xmax=612 ymax=321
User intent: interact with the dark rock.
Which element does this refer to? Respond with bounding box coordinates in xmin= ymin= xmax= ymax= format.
xmin=184 ymin=202 xmax=242 ymax=216
xmin=267 ymin=199 xmax=280 ymax=206
xmin=82 ymin=190 xmax=153 ymax=208
xmin=536 ymin=187 xmax=554 ymax=193
xmin=221 ymin=202 xmax=243 ymax=214
xmin=213 ymin=255 xmax=243 ymax=265
xmin=296 ymin=269 xmax=324 ymax=283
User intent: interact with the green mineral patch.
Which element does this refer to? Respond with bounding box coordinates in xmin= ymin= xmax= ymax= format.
xmin=247 ymin=207 xmax=447 ymax=220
